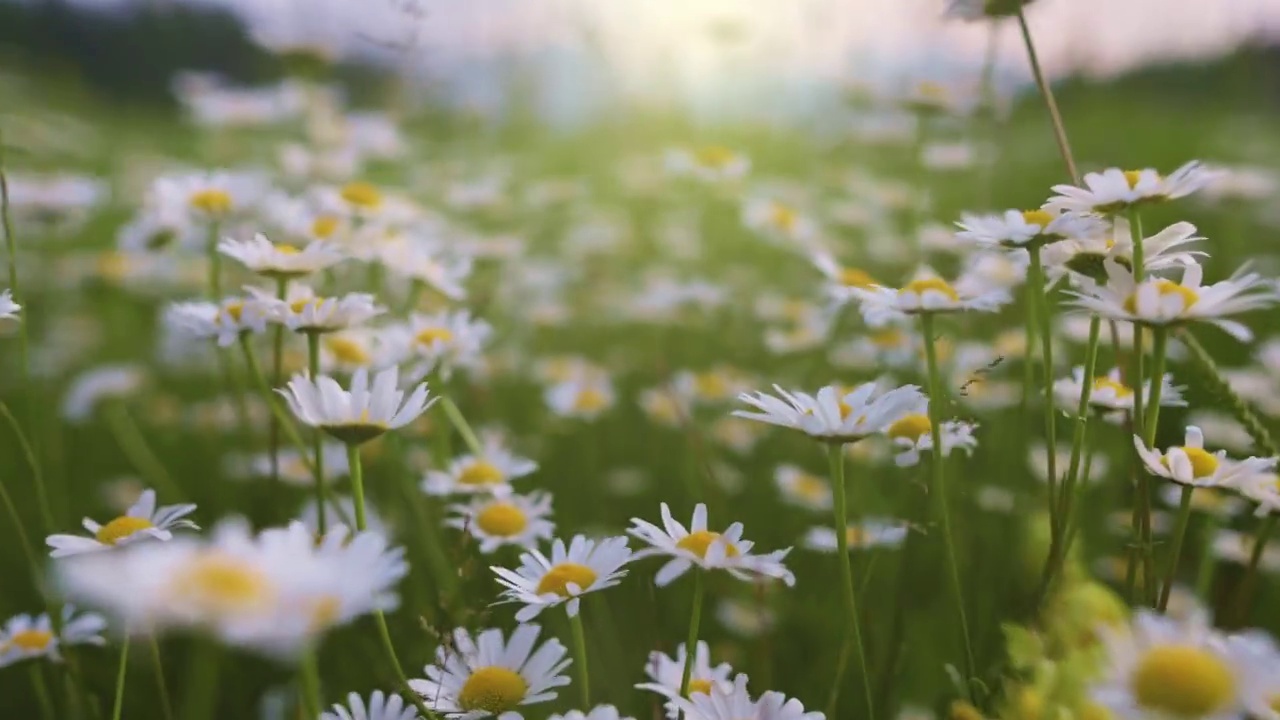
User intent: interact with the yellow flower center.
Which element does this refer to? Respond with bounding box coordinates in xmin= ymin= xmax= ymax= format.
xmin=223 ymin=301 xmax=245 ymax=323
xmin=457 ymin=666 xmax=528 ymax=714
xmin=97 ymin=252 xmax=129 ymax=280
xmin=340 ymin=181 xmax=383 ymax=209
xmin=189 ymin=189 xmax=233 ymax=215
xmin=1093 ymin=377 xmax=1133 ymax=399
xmin=415 ymin=327 xmax=454 ymax=346
xmin=458 ymin=460 xmax=505 ymax=486
xmin=173 ymin=552 xmax=273 ymax=614
xmin=688 ymin=679 xmax=713 ymax=697
xmin=770 ymin=203 xmax=798 ymax=231
xmin=94 ymin=516 xmax=155 ymax=545
xmin=693 ymin=372 xmax=730 ymax=400
xmin=535 ymin=562 xmax=598 ymax=596
xmin=573 ymin=388 xmax=609 ymax=413
xmin=1130 ymin=645 xmax=1235 ymax=717
xmin=1123 ymin=279 xmax=1199 ymax=314
xmin=871 ymin=328 xmax=906 ymax=348
xmin=887 ymin=413 xmax=932 ymax=442
xmin=900 ymin=278 xmax=959 ymax=302
xmin=312 ymin=215 xmax=340 ymax=238
xmin=1162 ymin=447 xmax=1220 ymax=478
xmin=695 ymin=146 xmax=736 ymax=169
xmin=475 ymin=502 xmax=528 ymax=537
xmin=839 ymin=267 xmax=876 ymax=288
xmin=792 ymin=474 xmax=828 ymax=501
xmin=1021 ymin=210 xmax=1055 ymax=228
xmin=1123 ymin=170 xmax=1145 ymax=189
xmin=289 ymin=297 xmax=322 ymax=314
xmin=8 ymin=629 xmax=54 ymax=652
xmin=308 ymin=595 xmax=341 ymax=631
xmin=275 ymin=245 xmax=301 ymax=256
xmin=325 ymin=336 xmax=370 ymax=366
xmin=676 ymin=530 xmax=740 ymax=559
xmin=846 ymin=526 xmax=871 ymax=546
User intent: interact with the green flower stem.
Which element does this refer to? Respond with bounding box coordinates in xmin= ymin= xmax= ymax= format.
xmin=181 ymin=640 xmax=219 ymax=720
xmin=1233 ymin=514 xmax=1277 ymax=624
xmin=103 ymin=401 xmax=183 ymax=502
xmin=0 ymin=401 xmax=45 ymax=577
xmin=570 ymin=610 xmax=592 ymax=708
xmin=1158 ymin=485 xmax=1195 ymax=612
xmin=1193 ymin=514 xmax=1221 ymax=601
xmin=308 ymin=332 xmax=327 ymax=533
xmin=237 ymin=336 xmax=314 ymax=465
xmin=30 ymin=664 xmax=55 ymax=720
xmin=347 ymin=445 xmax=368 ymax=530
xmin=1139 ymin=325 xmax=1169 ymax=608
xmin=149 ymin=636 xmax=175 ymax=720
xmin=1026 ymin=246 xmax=1060 ymax=543
xmin=677 ymin=570 xmax=704 ymax=720
xmin=1126 ymin=209 xmax=1156 ymax=605
xmin=920 ymin=313 xmax=976 ymax=699
xmin=298 ymin=651 xmax=325 ymax=718
xmin=828 ymin=444 xmax=875 ymax=720
xmin=0 ymin=137 xmax=36 ymax=469
xmin=1141 ymin=327 xmax=1169 ymax=447
xmin=439 ymin=395 xmax=483 ymax=455
xmin=268 ymin=276 xmax=288 ymax=487
xmin=1180 ymin=332 xmax=1279 ymax=456
xmin=110 ymin=639 xmax=130 ymax=720
xmin=206 ymin=221 xmax=222 ymax=300
xmin=1 ymin=393 xmax=52 ymax=537
xmin=1016 ymin=9 xmax=1080 ymax=183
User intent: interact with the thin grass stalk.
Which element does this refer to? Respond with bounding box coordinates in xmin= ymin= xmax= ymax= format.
xmin=1015 ymin=10 xmax=1079 ymax=183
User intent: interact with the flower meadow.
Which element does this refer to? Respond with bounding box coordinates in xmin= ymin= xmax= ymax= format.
xmin=4 ymin=2 xmax=1280 ymax=719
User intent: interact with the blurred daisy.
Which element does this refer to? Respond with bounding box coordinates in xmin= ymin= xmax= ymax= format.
xmin=47 ymin=489 xmax=198 ymax=558
xmin=446 ymin=492 xmax=555 ymax=553
xmin=61 ymin=364 xmax=146 ymax=421
xmin=665 ymin=146 xmax=750 ymax=183
xmin=802 ymin=520 xmax=910 ymax=553
xmin=1228 ymin=632 xmax=1280 ymax=720
xmin=1187 ymin=410 xmax=1256 ymax=454
xmin=422 ymin=438 xmax=538 ymax=496
xmin=318 ymin=329 xmax=390 ymax=374
xmin=320 ymin=691 xmax=418 ymax=720
xmin=0 ymin=606 xmax=106 ymax=667
xmin=492 ymin=535 xmax=632 ymax=621
xmin=639 ymin=386 xmax=692 ymax=428
xmin=548 ymin=706 xmax=636 ymax=720
xmin=811 ymin=251 xmax=879 ymax=304
xmin=715 ymin=598 xmax=775 ymax=639
xmin=152 ymin=170 xmax=263 ymax=222
xmin=674 ymin=367 xmax=756 ymax=407
xmin=774 ymin=465 xmax=833 ymax=512
xmin=742 ymin=198 xmax=816 ymax=244
xmin=381 ymin=243 xmax=472 ymax=302
xmin=1043 ymin=221 xmax=1204 ymax=283
xmin=889 ymin=412 xmax=978 ymax=467
xmin=955 ymin=209 xmax=1105 ymax=250
xmin=708 ymin=417 xmax=768 ymax=455
xmin=734 ymin=382 xmax=926 ymax=444
xmin=242 ymin=443 xmax=349 ymax=486
xmin=298 ymin=495 xmax=387 ymax=538
xmin=279 ymin=366 xmax=435 ymax=446
xmin=0 ymin=289 xmax=20 ymax=321
xmin=1053 ymin=367 xmax=1186 ymax=417
xmin=1046 ymin=161 xmax=1219 ymax=215
xmin=165 ymin=297 xmax=271 ymax=347
xmin=850 ymin=269 xmax=1009 ymax=326
xmin=669 ymin=673 xmax=823 ymax=720
xmin=1028 ymin=444 xmax=1109 ymax=485
xmin=1212 ymin=529 xmax=1280 ymax=571
xmin=628 ymin=503 xmax=795 ymax=587
xmin=409 ymin=624 xmax=570 ymax=719
xmin=218 ymin=233 xmax=344 ymax=279
xmin=391 ymin=310 xmax=492 ymax=380
xmin=546 ymin=376 xmax=617 ymax=421
xmin=1159 ymin=484 xmax=1245 ymax=519
xmin=1231 ymin=472 xmax=1280 ymax=516
xmin=256 ymin=284 xmax=385 ymax=334
xmin=1134 ymin=426 xmax=1276 ymax=488
xmin=636 ymin=641 xmax=735 ymax=719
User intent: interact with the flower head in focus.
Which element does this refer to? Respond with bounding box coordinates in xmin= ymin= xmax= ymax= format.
xmin=47 ymin=489 xmax=199 ymax=557
xmin=492 ymin=535 xmax=632 ymax=621
xmin=279 ymin=366 xmax=434 ymax=446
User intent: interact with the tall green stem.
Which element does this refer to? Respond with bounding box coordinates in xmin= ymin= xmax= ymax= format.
xmin=1016 ymin=10 xmax=1079 ymax=183
xmin=347 ymin=444 xmax=367 ymax=530
xmin=206 ymin=222 xmax=222 ymax=300
xmin=269 ymin=276 xmax=288 ymax=486
xmin=1158 ymin=486 xmax=1195 ymax=612
xmin=0 ymin=401 xmax=45 ymax=576
xmin=30 ymin=664 xmax=55 ymax=720
xmin=110 ymin=639 xmax=130 ymax=720
xmin=308 ymin=332 xmax=326 ymax=533
xmin=1126 ymin=209 xmax=1154 ymax=605
xmin=104 ymin=402 xmax=183 ymax=502
xmin=149 ymin=636 xmax=175 ymax=720
xmin=570 ymin=610 xmax=591 ymax=708
xmin=1233 ymin=515 xmax=1277 ymax=624
xmin=1026 ymin=247 xmax=1059 ymax=541
xmin=828 ymin=444 xmax=875 ymax=720
xmin=238 ymin=336 xmax=315 ymax=465
xmin=1193 ymin=514 xmax=1221 ymax=602
xmin=920 ymin=313 xmax=976 ymax=698
xmin=439 ymin=396 xmax=483 ymax=455
xmin=678 ymin=570 xmax=705 ymax=706
xmin=298 ymin=651 xmax=325 ymax=717
xmin=181 ymin=640 xmax=219 ymax=720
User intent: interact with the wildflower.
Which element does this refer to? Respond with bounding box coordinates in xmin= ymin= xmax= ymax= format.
xmin=492 ymin=535 xmax=632 ymax=621
xmin=1228 ymin=632 xmax=1280 ymax=720
xmin=151 ymin=170 xmax=263 ymax=222
xmin=1043 ymin=221 xmax=1205 ymax=282
xmin=639 ymin=386 xmax=692 ymax=428
xmin=955 ymin=209 xmax=1105 ymax=249
xmin=381 ymin=242 xmax=473 ymax=302
xmin=1159 ymin=484 xmax=1245 ymax=519
xmin=238 ymin=443 xmax=349 ymax=486
xmin=811 ymin=251 xmax=879 ymax=304
xmin=279 ymin=366 xmax=435 ymax=446
xmin=61 ymin=364 xmax=147 ymax=421
xmin=389 ymin=309 xmax=492 ymax=380
xmin=422 ymin=438 xmax=539 ymax=496
xmin=774 ymin=465 xmax=833 ymax=512
xmin=0 ymin=606 xmax=106 ymax=667
xmin=218 ymin=233 xmax=344 ymax=279
xmin=715 ymin=597 xmax=775 ymax=638
xmin=742 ymin=197 xmax=816 ymax=244
xmin=546 ymin=376 xmax=617 ymax=421
xmin=0 ymin=289 xmax=20 ymax=321
xmin=1230 ymin=472 xmax=1280 ymax=516
xmin=849 ymin=268 xmax=1009 ymax=326
xmin=636 ymin=641 xmax=735 ymax=718
xmin=1134 ymin=426 xmax=1276 ymax=488
xmin=320 ymin=691 xmax=418 ymax=720
xmin=165 ymin=297 xmax=271 ymax=347
xmin=47 ymin=489 xmax=198 ymax=557
xmin=446 ymin=492 xmax=556 ymax=553
xmin=734 ymin=382 xmax=926 ymax=444
xmin=802 ymin=520 xmax=910 ymax=553
xmin=409 ymin=624 xmax=571 ymax=719
xmin=669 ymin=673 xmax=824 ymax=720
xmin=1046 ymin=161 xmax=1219 ymax=215
xmin=628 ymin=503 xmax=795 ymax=587
xmin=888 ymin=410 xmax=979 ymax=467
xmin=298 ymin=496 xmax=388 ymax=538
xmin=1053 ymin=367 xmax=1186 ymax=418
xmin=673 ymin=367 xmax=756 ymax=407
xmin=665 ymin=146 xmax=750 ymax=183
xmin=255 ymin=283 xmax=385 ymax=334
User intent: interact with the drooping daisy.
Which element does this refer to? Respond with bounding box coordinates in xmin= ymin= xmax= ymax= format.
xmin=320 ymin=690 xmax=419 ymax=720
xmin=422 ymin=438 xmax=539 ymax=496
xmin=1052 ymin=367 xmax=1187 ymax=418
xmin=165 ymin=296 xmax=271 ymax=347
xmin=1069 ymin=260 xmax=1280 ymax=341
xmin=734 ymin=382 xmax=926 ymax=444
xmin=545 ymin=376 xmax=617 ymax=421
xmin=548 ymin=706 xmax=637 ymax=720
xmin=1227 ymin=471 xmax=1280 ymax=517
xmin=492 ymin=535 xmax=632 ymax=621
xmin=46 ymin=489 xmax=198 ymax=558
xmin=1045 ymin=161 xmax=1220 ymax=216
xmin=628 ymin=503 xmax=795 ymax=588
xmin=636 ymin=641 xmax=735 ymax=719
xmin=1134 ymin=426 xmax=1277 ymax=488
xmin=279 ymin=366 xmax=435 ymax=446
xmin=0 ymin=606 xmax=106 ymax=667
xmin=254 ymin=283 xmax=385 ymax=334
xmin=670 ymin=673 xmax=824 ymax=720
xmin=409 ymin=624 xmax=570 ymax=719
xmin=955 ymin=209 xmax=1105 ymax=250
xmin=773 ymin=465 xmax=833 ymax=512
xmin=446 ymin=492 xmax=555 ymax=553
xmin=849 ymin=268 xmax=1010 ymax=326
xmin=888 ymin=411 xmax=979 ymax=468
xmin=0 ymin=289 xmax=20 ymax=321
xmin=1043 ymin=220 xmax=1205 ymax=283
xmin=802 ymin=520 xmax=910 ymax=553
xmin=218 ymin=232 xmax=344 ymax=279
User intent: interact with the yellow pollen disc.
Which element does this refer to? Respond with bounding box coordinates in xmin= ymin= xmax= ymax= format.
xmin=1130 ymin=645 xmax=1235 ymax=717
xmin=770 ymin=203 xmax=798 ymax=231
xmin=325 ymin=336 xmax=370 ymax=366
xmin=845 ymin=526 xmax=870 ymax=546
xmin=9 ymin=629 xmax=54 ymax=651
xmin=1021 ymin=210 xmax=1055 ymax=228
xmin=792 ymin=474 xmax=828 ymax=501
xmin=340 ymin=181 xmax=383 ymax=209
xmin=887 ymin=413 xmax=932 ymax=442
xmin=189 ymin=189 xmax=233 ymax=215
xmin=693 ymin=373 xmax=729 ymax=400
xmin=415 ymin=327 xmax=454 ymax=346
xmin=476 ymin=502 xmax=528 ymax=536
xmin=1123 ymin=279 xmax=1199 ymax=314
xmin=458 ymin=460 xmax=504 ymax=486
xmin=94 ymin=516 xmax=155 ymax=545
xmin=457 ymin=666 xmax=528 ymax=714
xmin=1123 ymin=170 xmax=1145 ymax=189
xmin=901 ymin=277 xmax=959 ymax=302
xmin=173 ymin=552 xmax=272 ymax=613
xmin=311 ymin=215 xmax=340 ymax=238
xmin=1163 ymin=446 xmax=1220 ymax=478
xmin=275 ymin=245 xmax=301 ymax=255
xmin=1093 ymin=377 xmax=1133 ymax=399
xmin=573 ymin=388 xmax=609 ymax=413
xmin=676 ymin=530 xmax=740 ymax=559
xmin=695 ymin=146 xmax=736 ymax=169
xmin=871 ymin=328 xmax=906 ymax=348
xmin=536 ymin=562 xmax=598 ymax=596
xmin=839 ymin=267 xmax=876 ymax=288
xmin=688 ymin=679 xmax=713 ymax=696
xmin=224 ymin=302 xmax=245 ymax=323
xmin=308 ymin=595 xmax=341 ymax=631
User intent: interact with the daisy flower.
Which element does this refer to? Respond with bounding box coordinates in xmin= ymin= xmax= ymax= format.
xmin=60 ymin=364 xmax=147 ymax=421
xmin=1227 ymin=471 xmax=1280 ymax=516
xmin=665 ymin=146 xmax=750 ymax=183
xmin=734 ymin=382 xmax=926 ymax=444
xmin=802 ymin=520 xmax=910 ymax=553
xmin=849 ymin=268 xmax=1009 ymax=326
xmin=1053 ymin=367 xmax=1186 ymax=418
xmin=628 ymin=503 xmax=795 ymax=587
xmin=636 ymin=641 xmax=735 ymax=719
xmin=0 ymin=289 xmax=20 ymax=321
xmin=811 ymin=251 xmax=879 ymax=304
xmin=639 ymin=386 xmax=693 ymax=428
xmin=742 ymin=197 xmax=817 ymax=244
xmin=955 ymin=209 xmax=1105 ymax=249
xmin=715 ymin=598 xmax=775 ymax=639
xmin=255 ymin=283 xmax=385 ymax=334
xmin=1069 ymin=261 xmax=1280 ymax=341
xmin=548 ymin=707 xmax=636 ymax=720
xmin=151 ymin=170 xmax=264 ymax=222
xmin=279 ymin=365 xmax=435 ymax=446
xmin=298 ymin=495 xmax=388 ymax=538
xmin=446 ymin=492 xmax=555 ymax=553
xmin=1046 ymin=161 xmax=1220 ymax=216
xmin=241 ymin=442 xmax=349 ymax=486
xmin=422 ymin=438 xmax=539 ymax=496
xmin=1228 ymin=631 xmax=1280 ymax=720
xmin=1158 ymin=484 xmax=1246 ymax=520
xmin=492 ymin=535 xmax=632 ymax=622
xmin=381 ymin=242 xmax=473 ymax=301
xmin=165 ymin=296 xmax=271 ymax=347
xmin=545 ymin=376 xmax=617 ymax=421
xmin=410 ymin=624 xmax=571 ymax=719
xmin=773 ymin=465 xmax=833 ymax=512
xmin=320 ymin=691 xmax=418 ymax=720
xmin=673 ymin=367 xmax=756 ymax=407
xmin=319 ymin=329 xmax=391 ymax=374
xmin=1043 ymin=221 xmax=1205 ymax=282
xmin=670 ymin=673 xmax=824 ymax=720
xmin=1133 ymin=426 xmax=1277 ymax=488
xmin=218 ymin=232 xmax=344 ymax=279
xmin=1090 ymin=609 xmax=1246 ymax=720
xmin=46 ymin=489 xmax=199 ymax=558
xmin=888 ymin=411 xmax=979 ymax=467
xmin=945 ymin=0 xmax=1035 ymax=20
xmin=389 ymin=309 xmax=492 ymax=380
xmin=0 ymin=606 xmax=106 ymax=667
